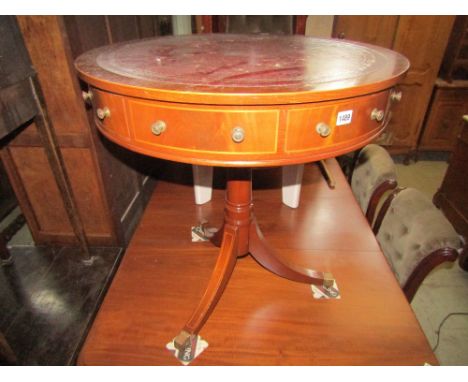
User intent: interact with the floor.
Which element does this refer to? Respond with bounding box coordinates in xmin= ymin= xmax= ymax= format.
xmin=0 ymin=219 xmax=123 ymax=365
xmin=1 ymin=153 xmax=467 ymax=365
xmin=394 ymin=153 xmax=468 ymax=366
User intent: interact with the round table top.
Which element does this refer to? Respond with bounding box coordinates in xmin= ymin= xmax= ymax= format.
xmin=75 ymin=34 xmax=409 ymax=105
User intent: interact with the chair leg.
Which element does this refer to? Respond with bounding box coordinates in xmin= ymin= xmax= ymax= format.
xmin=193 ymin=165 xmax=213 ymax=205
xmin=281 ymin=164 xmax=304 ymax=208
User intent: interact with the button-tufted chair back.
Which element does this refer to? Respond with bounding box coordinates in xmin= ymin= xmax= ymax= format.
xmin=350 ymin=144 xmax=397 ymax=224
xmin=374 ymin=187 xmax=462 ymax=301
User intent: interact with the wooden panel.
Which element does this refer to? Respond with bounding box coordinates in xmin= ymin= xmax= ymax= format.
xmin=62 ymin=148 xmax=113 ymax=237
xmin=16 ymin=16 xmax=90 ymax=136
xmin=8 ymin=146 xmax=73 ymax=234
xmin=0 ymin=16 xmax=34 ymax=88
xmin=333 ymin=16 xmax=399 ymax=48
xmin=0 ymin=78 xmax=37 ymax=137
xmin=419 ymin=87 xmax=468 ymax=150
xmin=137 ymin=16 xmax=157 ymax=38
xmin=439 ymin=16 xmax=468 ymax=82
xmin=62 ymin=16 xmax=109 ymax=59
xmin=387 ymin=16 xmax=455 ymax=149
xmin=106 ymin=16 xmax=139 ymax=43
xmin=0 ymin=16 xmax=37 ymax=138
xmin=434 ymin=123 xmax=468 ymax=240
xmin=6 ymin=144 xmax=114 ymax=244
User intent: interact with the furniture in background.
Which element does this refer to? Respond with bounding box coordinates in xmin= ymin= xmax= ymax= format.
xmin=434 ymin=116 xmax=468 ymax=271
xmin=438 ymin=16 xmax=468 ymax=83
xmin=350 ymin=144 xmax=398 ymax=226
xmin=419 ymin=16 xmax=468 ymax=153
xmin=418 ymin=79 xmax=468 ymax=152
xmin=374 ymin=187 xmax=463 ymax=302
xmin=0 ymin=16 xmax=166 ymax=248
xmin=77 ymin=160 xmax=438 ymax=365
xmin=0 ymin=15 xmax=92 ymax=264
xmin=0 ymin=16 xmax=36 ymax=264
xmin=333 ymin=16 xmax=455 ymax=158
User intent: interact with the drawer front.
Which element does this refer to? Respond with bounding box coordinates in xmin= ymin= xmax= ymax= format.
xmin=92 ymin=89 xmax=130 ymax=141
xmin=285 ymin=90 xmax=390 ymax=153
xmin=126 ymin=99 xmax=279 ymax=155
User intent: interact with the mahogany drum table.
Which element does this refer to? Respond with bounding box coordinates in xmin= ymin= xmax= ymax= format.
xmin=75 ymin=34 xmax=409 ymax=354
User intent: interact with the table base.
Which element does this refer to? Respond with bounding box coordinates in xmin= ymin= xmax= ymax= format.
xmin=174 ymin=168 xmax=334 ymax=351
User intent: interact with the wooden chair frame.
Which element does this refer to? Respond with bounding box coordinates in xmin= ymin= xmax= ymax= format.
xmin=348 ymin=147 xmax=398 ymax=225
xmin=373 ymin=187 xmax=460 ymax=302
xmin=365 ymin=179 xmax=398 ymax=226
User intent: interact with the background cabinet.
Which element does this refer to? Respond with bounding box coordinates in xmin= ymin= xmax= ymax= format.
xmin=1 ymin=16 xmax=170 ymax=247
xmin=419 ymin=16 xmax=468 ymax=153
xmin=333 ymin=16 xmax=456 ymax=155
xmin=419 ymin=83 xmax=468 ymax=151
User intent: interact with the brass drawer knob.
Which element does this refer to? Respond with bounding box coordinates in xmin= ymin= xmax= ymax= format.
xmin=96 ymin=107 xmax=111 ymax=120
xmin=316 ymin=122 xmax=331 ymax=138
xmin=231 ymin=127 xmax=245 ymax=143
xmin=462 ymin=115 xmax=468 ymax=123
xmin=390 ymin=90 xmax=402 ymax=102
xmin=82 ymin=90 xmax=93 ymax=103
xmin=371 ymin=108 xmax=385 ymax=122
xmin=151 ymin=120 xmax=167 ymax=136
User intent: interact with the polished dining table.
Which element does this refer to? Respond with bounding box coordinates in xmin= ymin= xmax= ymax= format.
xmin=74 ymin=34 xmax=426 ymax=364
xmin=76 ymin=159 xmax=437 ymax=365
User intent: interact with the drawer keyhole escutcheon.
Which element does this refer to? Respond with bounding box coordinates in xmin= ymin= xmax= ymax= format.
xmin=371 ymin=108 xmax=385 ymax=122
xmin=232 ymin=127 xmax=245 ymax=143
xmin=151 ymin=120 xmax=167 ymax=136
xmin=316 ymin=122 xmax=331 ymax=138
xmin=96 ymin=107 xmax=111 ymax=120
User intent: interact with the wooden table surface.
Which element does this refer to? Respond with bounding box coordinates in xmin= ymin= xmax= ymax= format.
xmin=78 ymin=159 xmax=437 ymax=365
xmin=75 ymin=34 xmax=409 ymax=105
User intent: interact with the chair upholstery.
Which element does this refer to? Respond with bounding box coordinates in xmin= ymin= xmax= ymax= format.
xmin=375 ymin=188 xmax=463 ymax=301
xmin=351 ymin=144 xmax=397 ymax=223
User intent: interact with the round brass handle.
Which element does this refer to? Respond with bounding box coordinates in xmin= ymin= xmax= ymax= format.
xmin=390 ymin=90 xmax=402 ymax=102
xmin=463 ymin=115 xmax=468 ymax=123
xmin=96 ymin=107 xmax=110 ymax=120
xmin=316 ymin=122 xmax=331 ymax=138
xmin=338 ymin=32 xmax=345 ymax=39
xmin=151 ymin=120 xmax=167 ymax=136
xmin=371 ymin=108 xmax=385 ymax=122
xmin=231 ymin=127 xmax=245 ymax=143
